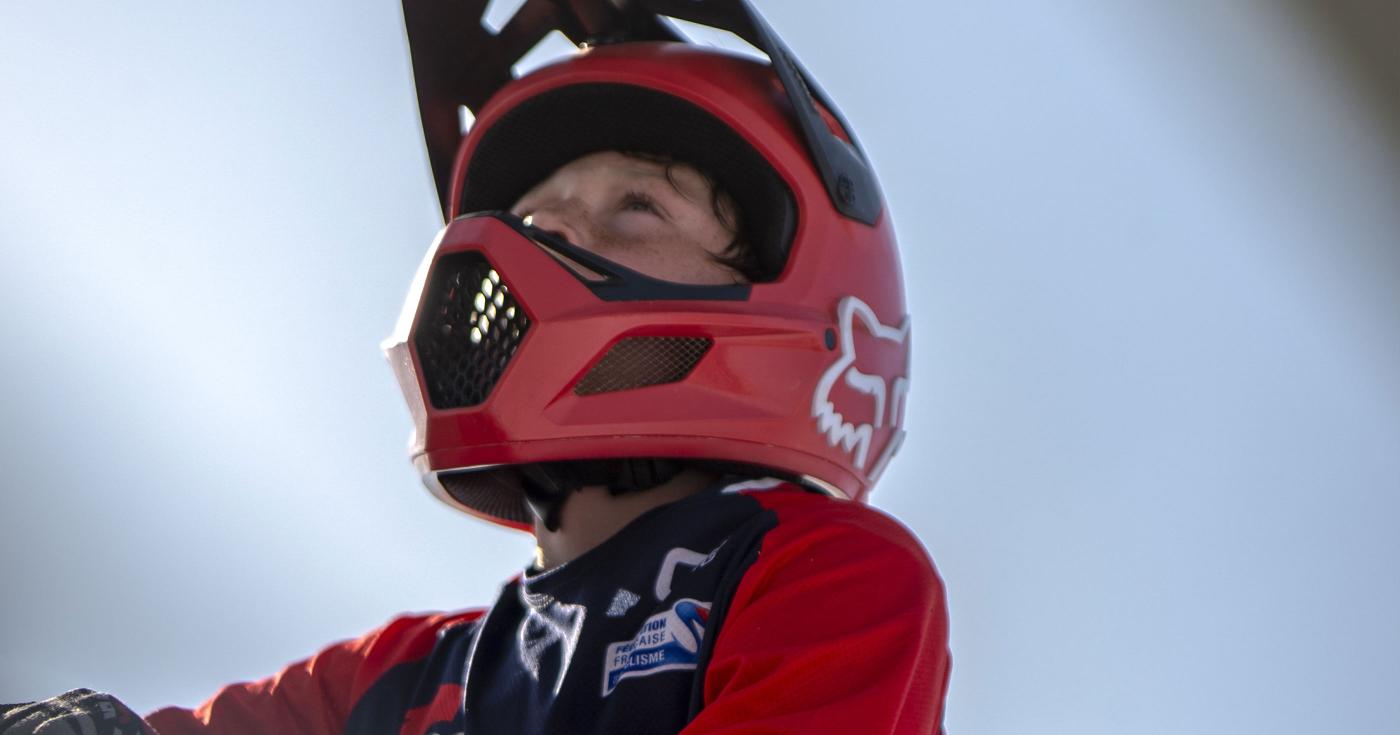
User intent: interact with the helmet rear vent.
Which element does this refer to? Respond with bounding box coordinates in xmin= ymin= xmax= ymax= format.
xmin=573 ymin=337 xmax=712 ymax=396
xmin=415 ymin=252 xmax=530 ymax=409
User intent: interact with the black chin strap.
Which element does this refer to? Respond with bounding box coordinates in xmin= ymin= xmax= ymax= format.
xmin=519 ymin=458 xmax=685 ymax=532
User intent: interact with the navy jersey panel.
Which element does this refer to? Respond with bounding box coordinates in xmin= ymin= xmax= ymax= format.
xmin=342 ymin=617 xmax=482 ymax=734
xmin=460 ymin=480 xmax=776 ymax=734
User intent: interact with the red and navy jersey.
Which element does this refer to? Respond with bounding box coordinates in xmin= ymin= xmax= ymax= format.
xmin=146 ymin=481 xmax=950 ymax=734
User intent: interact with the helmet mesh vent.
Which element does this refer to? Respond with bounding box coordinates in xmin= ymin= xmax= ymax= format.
xmin=574 ymin=337 xmax=712 ymax=396
xmin=414 ymin=252 xmax=530 ymax=409
xmin=439 ymin=469 xmax=531 ymax=526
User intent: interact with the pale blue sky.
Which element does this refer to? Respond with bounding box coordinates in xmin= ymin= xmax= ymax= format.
xmin=3 ymin=2 xmax=1398 ymax=732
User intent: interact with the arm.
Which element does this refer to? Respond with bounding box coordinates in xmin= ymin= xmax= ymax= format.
xmin=684 ymin=496 xmax=951 ymax=734
xmin=145 ymin=611 xmax=482 ymax=735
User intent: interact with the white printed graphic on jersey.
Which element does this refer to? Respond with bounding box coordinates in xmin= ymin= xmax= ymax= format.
xmin=601 ymin=598 xmax=711 ymax=696
xmin=518 ymin=589 xmax=586 ymax=695
xmin=811 ymin=295 xmax=910 ymax=479
xmin=653 ymin=542 xmax=724 ymax=601
xmin=606 ymin=588 xmax=641 ymax=618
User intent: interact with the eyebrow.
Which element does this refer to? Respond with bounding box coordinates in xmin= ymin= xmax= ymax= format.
xmin=619 ymin=164 xmax=710 ymax=212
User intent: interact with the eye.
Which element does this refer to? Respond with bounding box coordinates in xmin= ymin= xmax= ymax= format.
xmin=621 ymin=190 xmax=663 ymax=216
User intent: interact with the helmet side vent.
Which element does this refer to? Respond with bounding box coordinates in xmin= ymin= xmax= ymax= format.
xmin=415 ymin=252 xmax=530 ymax=409
xmin=573 ymin=337 xmax=712 ymax=396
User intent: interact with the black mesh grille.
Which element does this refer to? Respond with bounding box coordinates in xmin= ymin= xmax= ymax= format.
xmin=439 ymin=469 xmax=531 ymax=525
xmin=414 ymin=252 xmax=529 ymax=409
xmin=574 ymin=337 xmax=711 ymax=396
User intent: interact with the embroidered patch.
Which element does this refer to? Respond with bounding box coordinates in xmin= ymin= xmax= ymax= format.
xmin=601 ymin=598 xmax=711 ymax=696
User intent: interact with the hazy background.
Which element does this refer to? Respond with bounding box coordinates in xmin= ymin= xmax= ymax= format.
xmin=3 ymin=1 xmax=1398 ymax=732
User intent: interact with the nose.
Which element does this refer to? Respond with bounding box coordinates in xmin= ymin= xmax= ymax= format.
xmin=521 ymin=202 xmax=589 ymax=251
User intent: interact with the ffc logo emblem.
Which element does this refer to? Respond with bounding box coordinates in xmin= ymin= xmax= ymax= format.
xmin=601 ymin=598 xmax=711 ymax=696
xmin=811 ymin=296 xmax=911 ymax=482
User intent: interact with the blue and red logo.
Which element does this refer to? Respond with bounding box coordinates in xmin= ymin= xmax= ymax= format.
xmin=601 ymin=598 xmax=711 ymax=696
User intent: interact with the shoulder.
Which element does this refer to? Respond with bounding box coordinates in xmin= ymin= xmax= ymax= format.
xmin=364 ymin=608 xmax=487 ymax=641
xmin=343 ymin=608 xmax=488 ymax=682
xmin=352 ymin=608 xmax=487 ymax=654
xmin=338 ymin=608 xmax=489 ymax=724
xmin=731 ymin=485 xmax=943 ymax=604
xmin=694 ymin=486 xmax=951 ymax=729
xmin=739 ymin=485 xmax=934 ymax=568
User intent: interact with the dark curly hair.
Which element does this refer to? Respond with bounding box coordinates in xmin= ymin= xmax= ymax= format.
xmin=623 ymin=151 xmax=771 ymax=283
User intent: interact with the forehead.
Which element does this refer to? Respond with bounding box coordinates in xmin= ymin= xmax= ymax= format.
xmin=564 ymin=150 xmax=666 ymax=177
xmin=539 ymin=151 xmax=710 ymax=196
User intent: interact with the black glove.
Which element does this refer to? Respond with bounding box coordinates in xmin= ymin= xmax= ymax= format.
xmin=0 ymin=689 xmax=158 ymax=735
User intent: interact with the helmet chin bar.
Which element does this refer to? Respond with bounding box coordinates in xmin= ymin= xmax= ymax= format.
xmin=409 ymin=214 xmax=811 ymax=526
xmin=403 ymin=0 xmax=880 ymax=224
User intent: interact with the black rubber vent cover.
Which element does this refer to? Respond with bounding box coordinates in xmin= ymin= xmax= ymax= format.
xmin=414 ymin=252 xmax=529 ymax=409
xmin=574 ymin=337 xmax=712 ymax=396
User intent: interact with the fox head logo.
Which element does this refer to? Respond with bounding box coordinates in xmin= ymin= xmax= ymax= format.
xmin=811 ymin=296 xmax=911 ymax=482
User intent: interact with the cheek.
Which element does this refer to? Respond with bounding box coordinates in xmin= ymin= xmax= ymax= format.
xmin=589 ymin=215 xmax=737 ymax=285
xmin=601 ymin=241 xmax=714 ymax=283
xmin=633 ymin=244 xmax=735 ymax=285
xmin=608 ymin=214 xmax=661 ymax=241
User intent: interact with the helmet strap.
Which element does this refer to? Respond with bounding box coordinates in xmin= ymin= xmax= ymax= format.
xmin=519 ymin=463 xmax=571 ymax=532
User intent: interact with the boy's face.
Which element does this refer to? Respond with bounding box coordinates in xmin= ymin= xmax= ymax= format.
xmin=510 ymin=151 xmax=744 ymax=286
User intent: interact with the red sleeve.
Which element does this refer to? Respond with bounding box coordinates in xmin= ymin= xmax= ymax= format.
xmin=144 ymin=610 xmax=483 ymax=735
xmin=682 ymin=492 xmax=951 ymax=734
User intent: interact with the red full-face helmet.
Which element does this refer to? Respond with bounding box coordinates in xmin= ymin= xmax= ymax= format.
xmin=387 ymin=4 xmax=910 ymax=531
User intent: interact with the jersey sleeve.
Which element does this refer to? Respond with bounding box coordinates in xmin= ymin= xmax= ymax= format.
xmin=683 ymin=493 xmax=951 ymax=734
xmin=144 ymin=610 xmax=482 ymax=735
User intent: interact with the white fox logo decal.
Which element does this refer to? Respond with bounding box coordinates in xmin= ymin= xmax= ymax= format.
xmin=811 ymin=296 xmax=910 ymax=481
